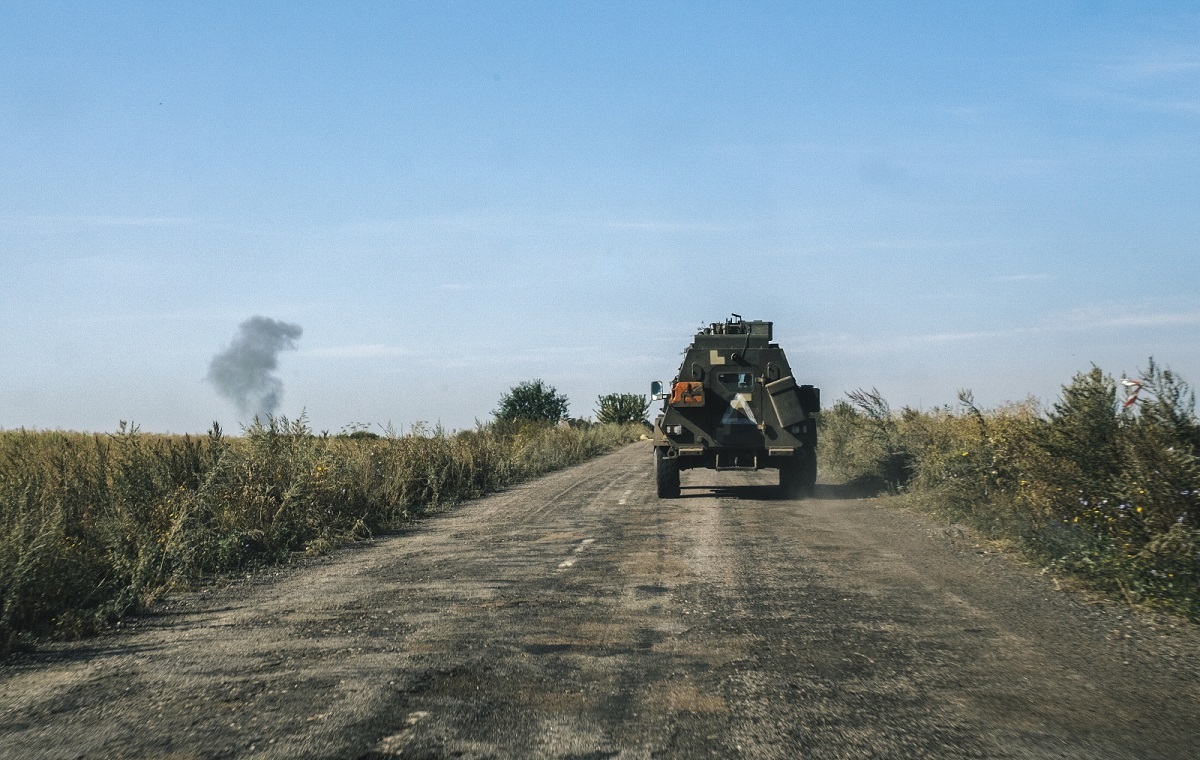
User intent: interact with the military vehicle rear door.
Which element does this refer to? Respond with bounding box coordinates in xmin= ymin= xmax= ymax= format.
xmin=714 ymin=370 xmax=761 ymax=442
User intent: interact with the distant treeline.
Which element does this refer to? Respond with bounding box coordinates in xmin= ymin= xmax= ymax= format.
xmin=0 ymin=417 xmax=643 ymax=653
xmin=820 ymin=359 xmax=1199 ymax=620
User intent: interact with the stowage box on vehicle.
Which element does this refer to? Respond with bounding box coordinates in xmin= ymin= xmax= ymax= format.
xmin=650 ymin=316 xmax=820 ymax=499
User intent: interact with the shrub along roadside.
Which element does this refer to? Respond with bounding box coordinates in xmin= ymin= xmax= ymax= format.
xmin=0 ymin=418 xmax=643 ymax=653
xmin=595 ymin=393 xmax=650 ymax=426
xmin=819 ymin=359 xmax=1200 ymax=620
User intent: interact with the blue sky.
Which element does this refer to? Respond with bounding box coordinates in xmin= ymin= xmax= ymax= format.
xmin=2 ymin=2 xmax=1198 ymax=433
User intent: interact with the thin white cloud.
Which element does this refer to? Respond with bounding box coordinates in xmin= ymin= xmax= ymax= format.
xmin=789 ymin=327 xmax=1035 ymax=357
xmin=0 ymin=215 xmax=196 ymax=230
xmin=942 ymin=104 xmax=992 ymax=120
xmin=795 ymin=238 xmax=995 ymax=255
xmin=1071 ymin=43 xmax=1200 ymax=117
xmin=345 ymin=212 xmax=765 ymax=237
xmin=605 ymin=220 xmax=752 ymax=233
xmin=55 ymin=308 xmax=242 ymax=325
xmin=1107 ymin=50 xmax=1200 ymax=82
xmin=81 ymin=216 xmax=195 ymax=227
xmin=992 ymin=273 xmax=1052 ymax=282
xmin=787 ymin=306 xmax=1200 ymax=357
xmin=1091 ymin=90 xmax=1200 ymax=116
xmin=1059 ymin=307 xmax=1200 ymax=330
xmin=304 ymin=344 xmax=414 ymax=359
xmin=340 ymin=212 xmax=552 ymax=237
xmin=618 ymin=355 xmax=666 ymax=366
xmin=338 ymin=211 xmax=717 ymax=239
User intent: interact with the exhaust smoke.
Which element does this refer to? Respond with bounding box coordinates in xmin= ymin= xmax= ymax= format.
xmin=207 ymin=316 xmax=303 ymax=417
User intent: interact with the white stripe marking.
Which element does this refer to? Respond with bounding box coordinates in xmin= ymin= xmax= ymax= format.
xmin=557 ymin=538 xmax=595 ymax=571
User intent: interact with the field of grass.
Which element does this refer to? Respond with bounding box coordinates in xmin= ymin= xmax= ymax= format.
xmin=0 ymin=417 xmax=644 ymax=653
xmin=819 ymin=359 xmax=1200 ymax=620
xmin=8 ymin=359 xmax=1196 ymax=653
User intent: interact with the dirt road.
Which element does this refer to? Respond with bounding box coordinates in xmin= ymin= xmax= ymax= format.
xmin=2 ymin=442 xmax=1198 ymax=759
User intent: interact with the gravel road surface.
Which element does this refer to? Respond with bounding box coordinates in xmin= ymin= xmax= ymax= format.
xmin=2 ymin=442 xmax=1198 ymax=759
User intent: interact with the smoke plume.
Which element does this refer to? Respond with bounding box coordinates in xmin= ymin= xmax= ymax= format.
xmin=207 ymin=316 xmax=303 ymax=417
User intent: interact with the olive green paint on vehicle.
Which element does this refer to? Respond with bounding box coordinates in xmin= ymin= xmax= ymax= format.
xmin=651 ymin=316 xmax=819 ymax=499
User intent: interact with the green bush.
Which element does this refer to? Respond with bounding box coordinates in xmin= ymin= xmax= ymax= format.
xmin=494 ymin=379 xmax=570 ymax=423
xmin=818 ymin=388 xmax=914 ymax=491
xmin=821 ymin=359 xmax=1200 ymax=619
xmin=595 ymin=393 xmax=650 ymax=426
xmin=0 ymin=417 xmax=642 ymax=652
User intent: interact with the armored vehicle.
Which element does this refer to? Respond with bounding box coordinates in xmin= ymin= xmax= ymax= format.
xmin=651 ymin=316 xmax=819 ymax=499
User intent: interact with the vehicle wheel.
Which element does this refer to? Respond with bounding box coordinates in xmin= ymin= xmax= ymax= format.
xmin=779 ymin=455 xmax=817 ymax=500
xmin=778 ymin=462 xmax=798 ymax=499
xmin=799 ymin=453 xmax=817 ymax=498
xmin=655 ymin=448 xmax=681 ymax=498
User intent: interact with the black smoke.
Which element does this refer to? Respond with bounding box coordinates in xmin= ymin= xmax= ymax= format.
xmin=207 ymin=316 xmax=303 ymax=417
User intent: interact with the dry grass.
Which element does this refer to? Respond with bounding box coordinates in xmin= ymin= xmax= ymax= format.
xmin=820 ymin=361 xmax=1200 ymax=620
xmin=0 ymin=417 xmax=642 ymax=652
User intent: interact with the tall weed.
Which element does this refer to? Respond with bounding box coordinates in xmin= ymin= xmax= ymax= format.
xmin=820 ymin=360 xmax=1200 ymax=619
xmin=0 ymin=419 xmax=642 ymax=652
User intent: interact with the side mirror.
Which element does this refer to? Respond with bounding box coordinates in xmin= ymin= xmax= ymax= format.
xmin=650 ymin=380 xmax=666 ymax=400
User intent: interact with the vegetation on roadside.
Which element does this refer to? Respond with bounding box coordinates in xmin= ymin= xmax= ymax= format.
xmin=493 ymin=379 xmax=571 ymax=423
xmin=0 ymin=415 xmax=643 ymax=653
xmin=820 ymin=359 xmax=1200 ymax=620
xmin=595 ymin=393 xmax=650 ymax=426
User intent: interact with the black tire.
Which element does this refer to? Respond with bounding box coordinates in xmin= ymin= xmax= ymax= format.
xmin=778 ymin=462 xmax=798 ymax=499
xmin=799 ymin=453 xmax=817 ymax=498
xmin=779 ymin=454 xmax=817 ymax=500
xmin=655 ymin=448 xmax=681 ymax=498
